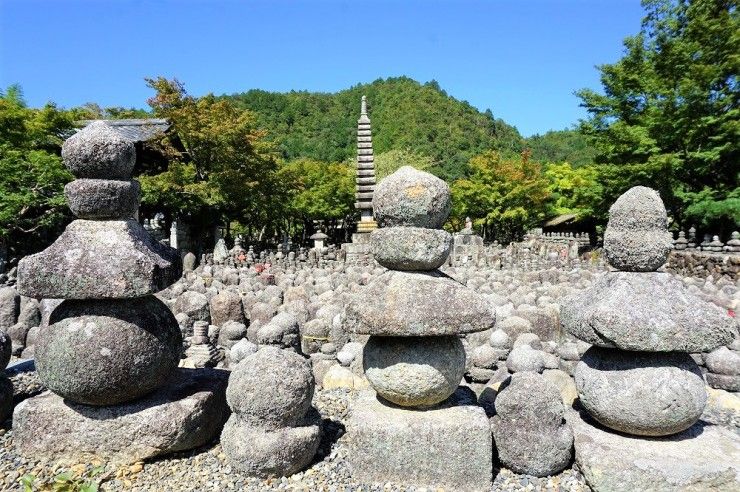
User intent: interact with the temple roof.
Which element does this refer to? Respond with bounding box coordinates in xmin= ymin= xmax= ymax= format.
xmin=76 ymin=119 xmax=171 ymax=142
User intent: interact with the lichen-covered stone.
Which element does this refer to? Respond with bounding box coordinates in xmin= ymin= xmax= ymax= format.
xmin=61 ymin=121 xmax=136 ymax=179
xmin=35 ymin=296 xmax=182 ymax=405
xmin=373 ymin=166 xmax=451 ymax=229
xmin=12 ymin=368 xmax=228 ymax=464
xmin=363 ymin=335 xmax=465 ymax=407
xmin=18 ymin=219 xmax=181 ymax=299
xmin=65 ymin=179 xmax=140 ymax=219
xmin=562 ymin=272 xmax=736 ymax=352
xmin=226 ymin=346 xmax=314 ymax=429
xmin=345 ymin=270 xmax=495 ymax=336
xmin=575 ymin=347 xmax=706 ymax=436
xmin=220 ymin=413 xmax=321 ymax=478
xmin=370 ymin=227 xmax=451 ymax=271
xmin=491 ymin=372 xmax=573 ymax=477
xmin=603 ymin=186 xmax=673 ymax=272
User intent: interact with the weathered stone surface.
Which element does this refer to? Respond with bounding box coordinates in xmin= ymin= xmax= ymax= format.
xmin=174 ymin=290 xmax=210 ymax=322
xmin=64 ymin=179 xmax=140 ymax=219
xmin=18 ymin=219 xmax=181 ymax=299
xmin=346 ymin=389 xmax=493 ymax=492
xmin=562 ymin=272 xmax=736 ymax=352
xmin=497 ymin=315 xmax=533 ymax=340
xmin=209 ymin=290 xmax=245 ymax=327
xmin=220 ymin=413 xmax=321 ymax=478
xmin=226 ymin=346 xmax=314 ymax=429
xmin=575 ymin=347 xmax=706 ymax=436
xmin=12 ymin=368 xmax=229 ymax=464
xmin=370 ymin=227 xmax=451 ymax=271
xmin=506 ymin=345 xmax=545 ymax=373
xmin=0 ymin=329 xmax=10 ymax=370
xmin=228 ymin=338 xmax=258 ymax=365
xmin=0 ymin=286 xmax=18 ymax=329
xmin=706 ymin=373 xmax=740 ymax=392
xmin=542 ymin=368 xmax=578 ymax=407
xmin=603 ymin=186 xmax=673 ymax=272
xmin=36 ymin=296 xmax=182 ymax=405
xmin=372 ymin=166 xmax=451 ymax=229
xmin=706 ymin=347 xmax=740 ymax=376
xmin=570 ymin=409 xmax=740 ymax=492
xmin=345 ymin=270 xmax=494 ymax=336
xmin=61 ymin=121 xmax=136 ymax=179
xmin=364 ymin=335 xmax=465 ymax=407
xmin=491 ymin=373 xmax=573 ymax=477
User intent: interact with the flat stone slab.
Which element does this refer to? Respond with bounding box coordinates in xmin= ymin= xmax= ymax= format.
xmin=562 ymin=272 xmax=736 ymax=352
xmin=18 ymin=219 xmax=181 ymax=299
xmin=12 ymin=368 xmax=229 ymax=465
xmin=344 ymin=270 xmax=495 ymax=336
xmin=346 ymin=388 xmax=493 ymax=491
xmin=569 ymin=409 xmax=740 ymax=491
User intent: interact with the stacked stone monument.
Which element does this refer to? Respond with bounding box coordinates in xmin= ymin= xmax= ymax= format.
xmin=345 ymin=166 xmax=494 ymax=491
xmin=13 ymin=122 xmax=228 ymax=462
xmin=221 ymin=346 xmax=321 ymax=477
xmin=561 ymin=186 xmax=739 ymax=490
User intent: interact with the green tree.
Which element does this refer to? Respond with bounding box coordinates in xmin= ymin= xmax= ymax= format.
xmin=544 ymin=162 xmax=603 ymax=220
xmin=142 ymin=77 xmax=282 ymax=243
xmin=277 ymin=158 xmax=354 ymax=242
xmin=526 ymin=129 xmax=597 ymax=168
xmin=450 ymin=151 xmax=550 ymax=242
xmin=577 ymin=0 xmax=739 ymax=233
xmin=0 ymin=85 xmax=74 ymax=260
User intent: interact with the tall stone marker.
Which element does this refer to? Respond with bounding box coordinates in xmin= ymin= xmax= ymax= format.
xmin=345 ymin=166 xmax=494 ymax=491
xmin=13 ymin=122 xmax=228 ymax=464
xmin=561 ymin=186 xmax=739 ymax=491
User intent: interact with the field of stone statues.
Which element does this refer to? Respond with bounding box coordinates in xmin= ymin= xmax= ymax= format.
xmin=0 ymin=124 xmax=739 ymax=492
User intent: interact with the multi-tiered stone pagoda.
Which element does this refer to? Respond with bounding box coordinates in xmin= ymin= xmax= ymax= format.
xmin=343 ymin=96 xmax=377 ymax=262
xmin=13 ymin=122 xmax=228 ymax=463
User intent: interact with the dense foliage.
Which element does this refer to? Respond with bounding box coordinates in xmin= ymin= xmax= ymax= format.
xmin=577 ymin=0 xmax=739 ymax=232
xmin=227 ymin=77 xmax=524 ymax=182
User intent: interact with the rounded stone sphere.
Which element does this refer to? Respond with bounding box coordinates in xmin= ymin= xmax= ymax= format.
xmin=65 ymin=179 xmax=140 ymax=219
xmin=370 ymin=226 xmax=452 ymax=271
xmin=575 ymin=347 xmax=706 ymax=436
xmin=35 ymin=296 xmax=182 ymax=406
xmin=61 ymin=121 xmax=136 ymax=179
xmin=226 ymin=346 xmax=314 ymax=428
xmin=604 ymin=186 xmax=672 ymax=272
xmin=373 ymin=166 xmax=451 ymax=229
xmin=363 ymin=335 xmax=465 ymax=407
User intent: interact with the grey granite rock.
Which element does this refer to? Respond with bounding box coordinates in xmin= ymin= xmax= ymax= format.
xmin=471 ymin=344 xmax=499 ymax=369
xmin=174 ymin=290 xmax=211 ymax=323
xmin=226 ymin=346 xmax=314 ymax=429
xmin=489 ymin=328 xmax=512 ymax=349
xmin=12 ymin=368 xmax=229 ymax=464
xmin=227 ymin=338 xmax=258 ymax=365
xmin=209 ymin=290 xmax=245 ymax=327
xmin=18 ymin=219 xmax=181 ymax=299
xmin=35 ymin=296 xmax=182 ymax=405
xmin=562 ymin=272 xmax=736 ymax=352
xmin=363 ymin=335 xmax=465 ymax=407
xmin=0 ymin=286 xmax=18 ymax=329
xmin=345 ymin=270 xmax=495 ymax=336
xmin=497 ymin=315 xmax=533 ymax=340
xmin=372 ymin=166 xmax=451 ymax=229
xmin=570 ymin=409 xmax=740 ymax=492
xmin=575 ymin=347 xmax=706 ymax=436
xmin=506 ymin=345 xmax=545 ymax=374
xmin=491 ymin=372 xmax=573 ymax=477
xmin=61 ymin=121 xmax=136 ymax=179
xmin=705 ymin=373 xmax=740 ymax=392
xmin=603 ymin=186 xmax=673 ymax=271
xmin=370 ymin=227 xmax=452 ymax=271
xmin=218 ymin=320 xmax=247 ymax=349
xmin=220 ymin=412 xmax=321 ymax=478
xmin=64 ymin=179 xmax=140 ymax=219
xmin=705 ymin=346 xmax=740 ymax=376
xmin=182 ymin=252 xmax=197 ymax=271
xmin=346 ymin=388 xmax=493 ymax=491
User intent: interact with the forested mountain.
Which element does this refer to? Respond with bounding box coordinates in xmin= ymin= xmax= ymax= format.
xmin=526 ymin=129 xmax=597 ymax=168
xmin=226 ymin=77 xmax=525 ymax=181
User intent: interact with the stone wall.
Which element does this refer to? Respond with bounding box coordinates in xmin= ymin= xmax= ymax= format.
xmin=666 ymin=250 xmax=740 ymax=279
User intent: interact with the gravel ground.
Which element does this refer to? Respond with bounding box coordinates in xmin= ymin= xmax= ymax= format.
xmin=1 ymin=366 xmax=738 ymax=492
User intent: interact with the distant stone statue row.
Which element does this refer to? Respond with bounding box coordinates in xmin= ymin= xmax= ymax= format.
xmin=673 ymin=228 xmax=740 ymax=253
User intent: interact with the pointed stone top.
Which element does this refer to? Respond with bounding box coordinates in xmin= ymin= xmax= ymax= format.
xmin=361 ymin=95 xmax=367 ymax=115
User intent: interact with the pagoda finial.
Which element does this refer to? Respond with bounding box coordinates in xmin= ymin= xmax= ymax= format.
xmin=361 ymin=95 xmax=367 ymax=116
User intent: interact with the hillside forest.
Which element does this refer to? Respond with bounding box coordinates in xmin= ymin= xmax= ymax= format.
xmin=0 ymin=0 xmax=737 ymax=261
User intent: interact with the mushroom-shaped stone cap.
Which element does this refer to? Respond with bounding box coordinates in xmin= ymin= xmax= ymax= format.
xmin=309 ymin=231 xmax=328 ymax=240
xmin=62 ymin=121 xmax=136 ymax=179
xmin=373 ymin=166 xmax=451 ymax=229
xmin=603 ymin=186 xmax=673 ymax=271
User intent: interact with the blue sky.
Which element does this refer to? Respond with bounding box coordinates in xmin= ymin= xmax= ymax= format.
xmin=0 ymin=0 xmax=644 ymax=136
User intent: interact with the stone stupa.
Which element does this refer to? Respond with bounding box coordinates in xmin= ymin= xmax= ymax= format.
xmin=561 ymin=186 xmax=739 ymax=490
xmin=13 ymin=122 xmax=228 ymax=463
xmin=345 ymin=166 xmax=494 ymax=491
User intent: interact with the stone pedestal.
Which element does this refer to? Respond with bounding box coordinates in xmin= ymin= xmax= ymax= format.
xmin=13 ymin=368 xmax=229 ymax=464
xmin=346 ymin=389 xmax=493 ymax=491
xmin=569 ymin=409 xmax=740 ymax=492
